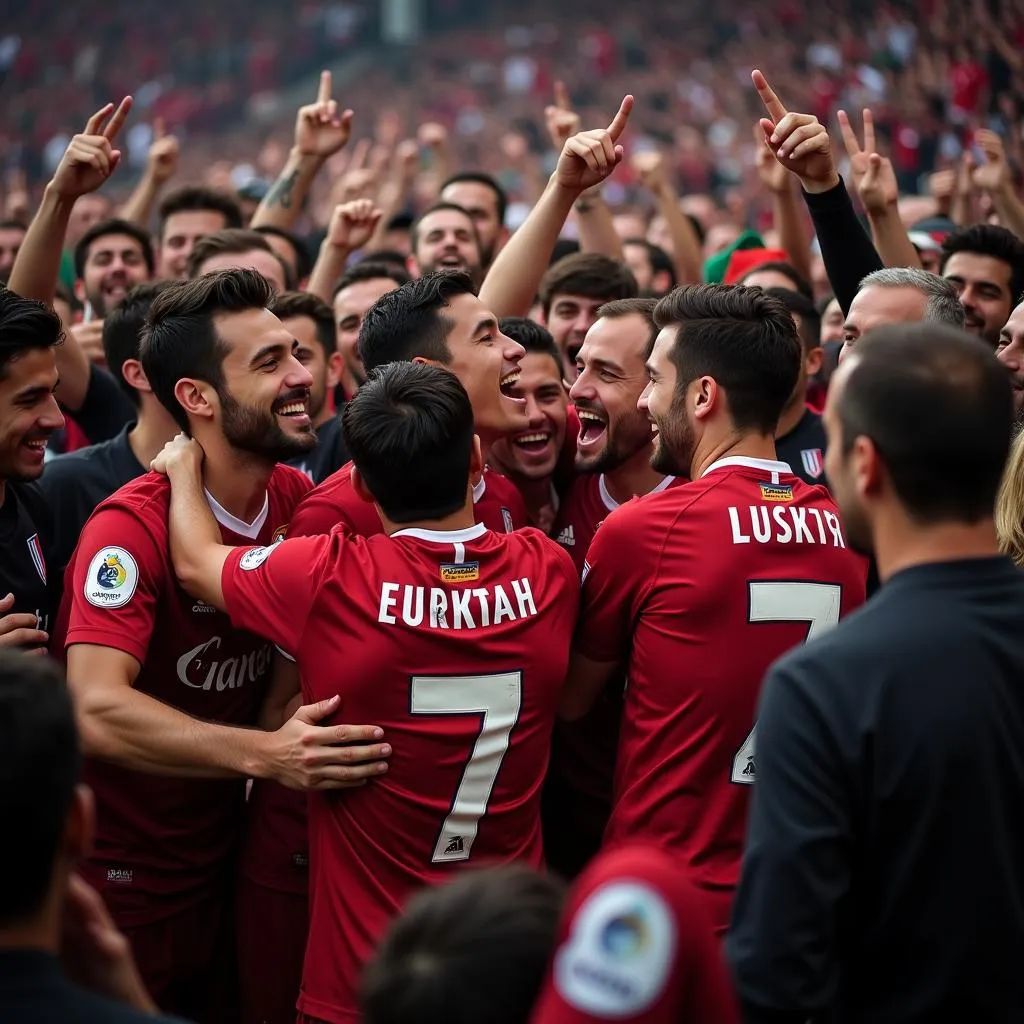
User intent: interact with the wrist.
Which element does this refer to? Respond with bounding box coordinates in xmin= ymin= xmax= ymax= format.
xmin=288 ymin=147 xmax=325 ymax=173
xmin=242 ymin=727 xmax=275 ymax=781
xmin=42 ymin=181 xmax=79 ymax=213
xmin=800 ymin=171 xmax=842 ymax=195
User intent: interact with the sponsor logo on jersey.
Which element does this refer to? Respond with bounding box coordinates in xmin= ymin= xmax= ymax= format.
xmin=759 ymin=481 xmax=794 ymax=502
xmin=440 ymin=561 xmax=480 ymax=584
xmin=106 ymin=868 xmax=133 ymax=885
xmin=192 ymin=600 xmax=217 ymax=614
xmin=239 ymin=545 xmax=275 ymax=571
xmin=553 ymin=881 xmax=675 ymax=1015
xmin=176 ymin=636 xmax=274 ymax=691
xmin=501 ymin=507 xmax=515 ymax=533
xmin=557 ymin=525 xmax=576 ymax=547
xmin=800 ymin=448 xmax=824 ymax=479
xmin=25 ymin=533 xmax=46 ymax=584
xmin=84 ymin=547 xmax=139 ymax=608
xmin=442 ymin=835 xmax=465 ymax=857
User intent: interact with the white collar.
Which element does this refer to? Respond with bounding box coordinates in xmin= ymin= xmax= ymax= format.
xmin=700 ymin=456 xmax=793 ymax=483
xmin=391 ymin=523 xmax=488 ymax=543
xmin=204 ymin=488 xmax=269 ymax=539
xmin=472 ymin=474 xmax=486 ymax=504
xmin=598 ymin=472 xmax=674 ymax=512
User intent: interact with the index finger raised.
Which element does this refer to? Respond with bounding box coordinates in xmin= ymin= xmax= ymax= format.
xmin=751 ymin=69 xmax=787 ymax=123
xmin=102 ymin=96 xmax=133 ymax=142
xmin=862 ymin=108 xmax=876 ymax=156
xmin=836 ymin=110 xmax=861 ymax=157
xmin=84 ymin=103 xmax=115 ymax=136
xmin=317 ymin=69 xmax=332 ymax=105
xmin=607 ymin=95 xmax=634 ymax=141
xmin=554 ymin=80 xmax=572 ymax=111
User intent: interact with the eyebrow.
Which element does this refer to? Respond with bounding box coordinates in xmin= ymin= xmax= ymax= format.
xmin=249 ymin=342 xmax=289 ymax=367
xmin=584 ymin=356 xmax=624 ymax=374
xmin=472 ymin=317 xmax=498 ymax=336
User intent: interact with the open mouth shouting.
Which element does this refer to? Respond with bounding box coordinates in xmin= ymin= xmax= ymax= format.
xmin=576 ymin=404 xmax=608 ymax=451
xmin=499 ymin=368 xmax=525 ymax=403
xmin=436 ymin=249 xmax=467 ymax=271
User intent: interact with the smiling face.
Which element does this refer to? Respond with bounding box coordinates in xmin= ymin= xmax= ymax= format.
xmin=997 ymin=299 xmax=1024 ymax=422
xmin=943 ymin=251 xmax=1013 ymax=347
xmin=0 ymin=347 xmax=64 ymax=482
xmin=546 ymin=294 xmax=607 ymax=382
xmin=439 ymin=181 xmax=505 ymax=266
xmin=160 ymin=209 xmax=231 ymax=280
xmin=410 ymin=209 xmax=482 ymax=279
xmin=79 ymin=232 xmax=151 ymax=317
xmin=639 ymin=326 xmax=695 ymax=477
xmin=569 ymin=313 xmax=655 ymax=474
xmin=280 ymin=314 xmax=340 ymax=426
xmin=334 ymin=277 xmax=401 ymax=388
xmin=489 ymin=350 xmax=568 ymax=480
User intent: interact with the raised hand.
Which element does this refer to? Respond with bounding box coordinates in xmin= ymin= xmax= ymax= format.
xmin=326 ymin=199 xmax=383 ymax=251
xmin=751 ymin=70 xmax=837 ymax=194
xmin=837 ymin=108 xmax=899 ymax=213
xmin=395 ymin=138 xmax=421 ymax=183
xmin=555 ymin=95 xmax=634 ymax=194
xmin=545 ymin=81 xmax=582 ymax=152
xmin=752 ymin=124 xmax=790 ymax=194
xmin=294 ymin=71 xmax=354 ymax=160
xmin=972 ymin=129 xmax=1011 ymax=193
xmin=418 ymin=122 xmax=449 ymax=152
xmin=51 ymin=97 xmax=133 ymax=199
xmin=3 ymin=168 xmax=30 ymax=222
xmin=331 ymin=139 xmax=377 ymax=204
xmin=69 ymin=320 xmax=106 ymax=366
xmin=146 ymin=117 xmax=180 ymax=185
xmin=631 ymin=149 xmax=669 ymax=193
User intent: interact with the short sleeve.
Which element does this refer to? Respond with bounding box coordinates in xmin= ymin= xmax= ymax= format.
xmin=221 ymin=534 xmax=333 ymax=654
xmin=65 ymin=508 xmax=165 ymax=665
xmin=574 ymin=506 xmax=648 ymax=664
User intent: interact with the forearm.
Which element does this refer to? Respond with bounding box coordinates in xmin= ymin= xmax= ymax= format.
xmin=990 ymin=183 xmax=1024 ymax=240
xmin=653 ymin=183 xmax=702 ymax=284
xmin=479 ymin=175 xmax=577 ymax=317
xmin=867 ymin=205 xmax=922 ymax=269
xmin=307 ymin=241 xmax=351 ymax=303
xmin=54 ymin=335 xmax=94 ymax=412
xmin=8 ymin=184 xmax=75 ymax=303
xmin=575 ymin=192 xmax=623 ymax=260
xmin=117 ymin=172 xmax=161 ymax=227
xmin=250 ymin=149 xmax=323 ymax=231
xmin=773 ymin=186 xmax=813 ymax=282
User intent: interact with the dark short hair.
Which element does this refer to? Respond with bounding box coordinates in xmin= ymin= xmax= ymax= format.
xmin=539 ymin=253 xmax=638 ymax=317
xmin=764 ymin=286 xmax=822 ymax=352
xmin=0 ymin=219 xmax=27 ymax=233
xmin=941 ymin=224 xmax=1024 ymax=303
xmin=0 ymin=287 xmax=64 ymax=378
xmin=269 ymin=290 xmax=337 ymax=356
xmin=653 ymin=284 xmax=801 ymax=434
xmin=356 ymin=250 xmax=411 ymax=275
xmin=597 ymin=296 xmax=660 ymax=359
xmin=358 ymin=271 xmax=476 ymax=373
xmin=0 ymin=653 xmax=80 ymax=927
xmin=839 ymin=323 xmax=1012 ymax=524
xmin=623 ymin=238 xmax=677 ymax=293
xmin=739 ymin=260 xmax=814 ymax=302
xmin=410 ymin=202 xmax=480 ymax=256
xmin=103 ymin=281 xmax=176 ymax=408
xmin=440 ymin=172 xmax=509 ymax=227
xmin=186 ymin=228 xmax=290 ymax=286
xmin=73 ymin=218 xmax=156 ymax=280
xmin=254 ymin=225 xmax=312 ymax=281
xmin=342 ymin=361 xmax=475 ymax=523
xmin=362 ymin=866 xmax=563 ymax=1024
xmin=157 ymin=186 xmax=244 ymax=239
xmin=499 ymin=317 xmax=560 ymax=376
xmin=140 ymin=268 xmax=273 ymax=431
xmin=549 ymin=238 xmax=580 ymax=265
xmin=334 ymin=261 xmax=412 ymax=299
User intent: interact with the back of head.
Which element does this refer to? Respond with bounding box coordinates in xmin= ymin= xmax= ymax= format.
xmin=857 ymin=267 xmax=966 ymax=328
xmin=269 ymin=290 xmax=336 ymax=355
xmin=362 ymin=866 xmax=563 ymax=1024
xmin=103 ymin=281 xmax=177 ymax=408
xmin=157 ymin=185 xmax=244 ymax=238
xmin=140 ymin=268 xmax=274 ymax=431
xmin=335 ymin=261 xmax=412 ymax=297
xmin=941 ymin=223 xmax=1024 ymax=301
xmin=0 ymin=287 xmax=64 ymax=378
xmin=73 ymin=217 xmax=156 ymax=280
xmin=186 ymin=228 xmax=279 ymax=281
xmin=539 ymin=253 xmax=638 ymax=317
xmin=358 ymin=270 xmax=475 ymax=373
xmin=342 ymin=361 xmax=476 ymax=523
xmin=839 ymin=323 xmax=1012 ymax=524
xmin=0 ymin=652 xmax=80 ymax=928
xmin=653 ymin=284 xmax=801 ymax=433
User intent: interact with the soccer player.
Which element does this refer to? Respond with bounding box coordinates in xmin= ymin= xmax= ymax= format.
xmin=729 ymin=323 xmax=1024 ymax=1022
xmin=153 ymin=359 xmax=579 ymax=1023
xmin=288 ymin=271 xmax=529 ymax=538
xmin=545 ymin=297 xmax=679 ymax=879
xmin=55 ymin=269 xmax=390 ymax=1022
xmin=561 ymin=284 xmax=867 ymax=930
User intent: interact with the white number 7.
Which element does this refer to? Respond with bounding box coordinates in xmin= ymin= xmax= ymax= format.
xmin=731 ymin=581 xmax=842 ymax=785
xmin=411 ymin=672 xmax=522 ymax=863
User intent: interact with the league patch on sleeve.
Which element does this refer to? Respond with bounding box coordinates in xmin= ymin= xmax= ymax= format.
xmin=84 ymin=547 xmax=139 ymax=609
xmin=239 ymin=545 xmax=276 ymax=571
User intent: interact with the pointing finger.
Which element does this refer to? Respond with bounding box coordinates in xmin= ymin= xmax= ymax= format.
xmin=102 ymin=96 xmax=133 ymax=142
xmin=837 ymin=110 xmax=861 ymax=158
xmin=752 ymin=69 xmax=787 ymax=123
xmin=153 ymin=116 xmax=165 ymax=141
xmin=607 ymin=95 xmax=634 ymax=141
xmin=554 ymin=80 xmax=572 ymax=111
xmin=318 ymin=69 xmax=332 ymax=105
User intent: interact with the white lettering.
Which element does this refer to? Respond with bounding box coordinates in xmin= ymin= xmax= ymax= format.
xmin=791 ymin=507 xmax=815 ymax=544
xmin=823 ymin=510 xmax=846 ymax=548
xmin=176 ymin=637 xmax=273 ymax=692
xmin=729 ymin=506 xmax=751 ymax=544
xmin=452 ymin=587 xmax=476 ymax=629
xmin=807 ymin=507 xmax=827 ymax=544
xmin=511 ymin=577 xmax=537 ymax=618
xmin=473 ymin=588 xmax=491 ymax=627
xmin=751 ymin=505 xmax=771 ymax=543
xmin=378 ymin=582 xmax=399 ymax=624
xmin=493 ymin=584 xmax=515 ymax=625
xmin=430 ymin=588 xmax=450 ymax=629
xmin=402 ymin=585 xmax=424 ymax=627
xmin=772 ymin=505 xmax=794 ymax=543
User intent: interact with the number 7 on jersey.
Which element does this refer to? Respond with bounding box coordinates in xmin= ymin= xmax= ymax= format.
xmin=731 ymin=581 xmax=842 ymax=785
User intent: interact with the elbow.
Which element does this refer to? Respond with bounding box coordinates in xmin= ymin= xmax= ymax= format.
xmin=72 ymin=692 xmax=123 ymax=761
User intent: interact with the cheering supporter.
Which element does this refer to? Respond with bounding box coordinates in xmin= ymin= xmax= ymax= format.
xmin=186 ymin=228 xmax=290 ymax=292
xmin=406 ymin=203 xmax=484 ymax=282
xmin=440 ymin=172 xmax=511 ymax=270
xmin=996 ymin=296 xmax=1024 ymax=427
xmin=155 ymin=187 xmax=244 ymax=281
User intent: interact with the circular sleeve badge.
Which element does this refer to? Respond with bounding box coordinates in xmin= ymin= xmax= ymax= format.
xmin=239 ymin=545 xmax=275 ymax=571
xmin=83 ymin=547 xmax=139 ymax=609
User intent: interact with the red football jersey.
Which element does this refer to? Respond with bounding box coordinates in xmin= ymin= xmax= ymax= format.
xmin=576 ymin=456 xmax=867 ymax=930
xmin=289 ymin=460 xmax=528 ymax=537
xmin=54 ymin=467 xmax=311 ymax=925
xmin=221 ymin=522 xmax=578 ymax=1023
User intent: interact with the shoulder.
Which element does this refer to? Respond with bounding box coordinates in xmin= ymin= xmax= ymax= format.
xmin=83 ymin=474 xmax=170 ymax=542
xmin=269 ymin=462 xmax=315 ymax=501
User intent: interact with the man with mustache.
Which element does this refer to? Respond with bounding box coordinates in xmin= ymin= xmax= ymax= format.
xmin=560 ymin=284 xmax=866 ymax=932
xmin=53 ymin=269 xmax=390 ymax=1022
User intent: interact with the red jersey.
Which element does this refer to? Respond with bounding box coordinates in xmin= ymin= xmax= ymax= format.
xmin=576 ymin=456 xmax=866 ymax=929
xmin=289 ymin=460 xmax=528 ymax=537
xmin=54 ymin=467 xmax=311 ymax=925
xmin=221 ymin=522 xmax=578 ymax=1023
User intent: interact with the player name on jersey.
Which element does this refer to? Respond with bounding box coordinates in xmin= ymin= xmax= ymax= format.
xmin=377 ymin=575 xmax=538 ymax=630
xmin=728 ymin=503 xmax=847 ymax=547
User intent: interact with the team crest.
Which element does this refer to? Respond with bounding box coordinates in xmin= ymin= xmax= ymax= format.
xmin=501 ymin=507 xmax=514 ymax=533
xmin=800 ymin=448 xmax=824 ymax=479
xmin=272 ymin=524 xmax=288 ymax=543
xmin=26 ymin=533 xmax=46 ymax=584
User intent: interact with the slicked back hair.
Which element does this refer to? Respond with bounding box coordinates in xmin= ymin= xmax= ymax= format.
xmin=140 ymin=268 xmax=274 ymax=431
xmin=858 ymin=267 xmax=966 ymax=328
xmin=0 ymin=288 xmax=63 ymax=378
xmin=652 ymin=284 xmax=802 ymax=434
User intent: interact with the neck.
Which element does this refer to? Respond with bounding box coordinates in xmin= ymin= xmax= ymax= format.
xmin=195 ymin=432 xmax=274 ymax=524
xmin=379 ymin=502 xmax=477 ymax=537
xmin=128 ymin=400 xmax=180 ymax=470
xmin=691 ymin=430 xmax=779 ymax=480
xmin=776 ymin=398 xmax=806 ymax=440
xmin=873 ymin=513 xmax=1001 ymax=582
xmin=603 ymin=441 xmax=666 ymax=505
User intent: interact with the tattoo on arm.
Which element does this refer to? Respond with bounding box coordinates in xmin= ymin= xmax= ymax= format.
xmin=265 ymin=169 xmax=299 ymax=210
